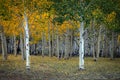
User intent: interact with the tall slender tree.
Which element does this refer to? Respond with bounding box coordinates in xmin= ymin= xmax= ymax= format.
xmin=50 ymin=0 xmax=95 ymax=70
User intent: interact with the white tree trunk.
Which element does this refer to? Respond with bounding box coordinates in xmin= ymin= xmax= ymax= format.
xmin=79 ymin=21 xmax=85 ymax=69
xmin=24 ymin=13 xmax=30 ymax=69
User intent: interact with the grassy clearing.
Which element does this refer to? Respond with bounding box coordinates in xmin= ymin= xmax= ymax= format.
xmin=0 ymin=54 xmax=120 ymax=80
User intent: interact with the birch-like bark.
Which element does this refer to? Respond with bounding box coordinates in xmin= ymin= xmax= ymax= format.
xmin=52 ymin=24 xmax=55 ymax=56
xmin=64 ymin=28 xmax=69 ymax=59
xmin=92 ymin=19 xmax=97 ymax=61
xmin=56 ymin=25 xmax=59 ymax=58
xmin=92 ymin=38 xmax=96 ymax=60
xmin=24 ymin=13 xmax=30 ymax=69
xmin=1 ymin=33 xmax=6 ymax=60
xmin=4 ymin=35 xmax=7 ymax=53
xmin=110 ymin=32 xmax=114 ymax=59
xmin=79 ymin=21 xmax=84 ymax=69
xmin=42 ymin=32 xmax=45 ymax=57
xmin=60 ymin=38 xmax=64 ymax=59
xmin=52 ymin=37 xmax=55 ymax=56
xmin=9 ymin=37 xmax=13 ymax=53
xmin=105 ymin=36 xmax=108 ymax=57
xmin=101 ymin=34 xmax=104 ymax=57
xmin=70 ymin=33 xmax=73 ymax=57
xmin=56 ymin=30 xmax=59 ymax=59
xmin=97 ymin=25 xmax=102 ymax=58
xmin=0 ymin=26 xmax=7 ymax=60
xmin=14 ymin=35 xmax=17 ymax=56
xmin=48 ymin=21 xmax=51 ymax=57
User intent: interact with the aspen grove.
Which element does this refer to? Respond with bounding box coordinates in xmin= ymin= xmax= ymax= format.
xmin=0 ymin=0 xmax=120 ymax=70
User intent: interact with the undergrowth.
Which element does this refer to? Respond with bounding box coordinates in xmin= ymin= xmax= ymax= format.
xmin=0 ymin=54 xmax=120 ymax=80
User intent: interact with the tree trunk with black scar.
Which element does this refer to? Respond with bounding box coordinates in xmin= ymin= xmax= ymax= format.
xmin=24 ymin=13 xmax=30 ymax=69
xmin=79 ymin=21 xmax=85 ymax=69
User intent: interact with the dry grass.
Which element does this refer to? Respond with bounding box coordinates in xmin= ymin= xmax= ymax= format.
xmin=0 ymin=54 xmax=120 ymax=80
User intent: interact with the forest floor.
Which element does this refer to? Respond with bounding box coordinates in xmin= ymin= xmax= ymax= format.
xmin=0 ymin=54 xmax=120 ymax=80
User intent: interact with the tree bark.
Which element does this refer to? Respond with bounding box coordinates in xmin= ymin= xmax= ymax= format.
xmin=56 ymin=29 xmax=59 ymax=59
xmin=14 ymin=35 xmax=17 ymax=56
xmin=24 ymin=13 xmax=30 ymax=69
xmin=42 ymin=31 xmax=45 ymax=57
xmin=110 ymin=31 xmax=114 ymax=59
xmin=0 ymin=26 xmax=7 ymax=60
xmin=92 ymin=38 xmax=96 ymax=60
xmin=60 ymin=38 xmax=64 ymax=59
xmin=52 ymin=23 xmax=55 ymax=56
xmin=64 ymin=28 xmax=69 ymax=59
xmin=79 ymin=21 xmax=85 ymax=69
xmin=91 ymin=20 xmax=96 ymax=61
xmin=105 ymin=36 xmax=108 ymax=57
xmin=97 ymin=25 xmax=102 ymax=58
xmin=70 ymin=33 xmax=73 ymax=57
xmin=48 ymin=21 xmax=51 ymax=57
